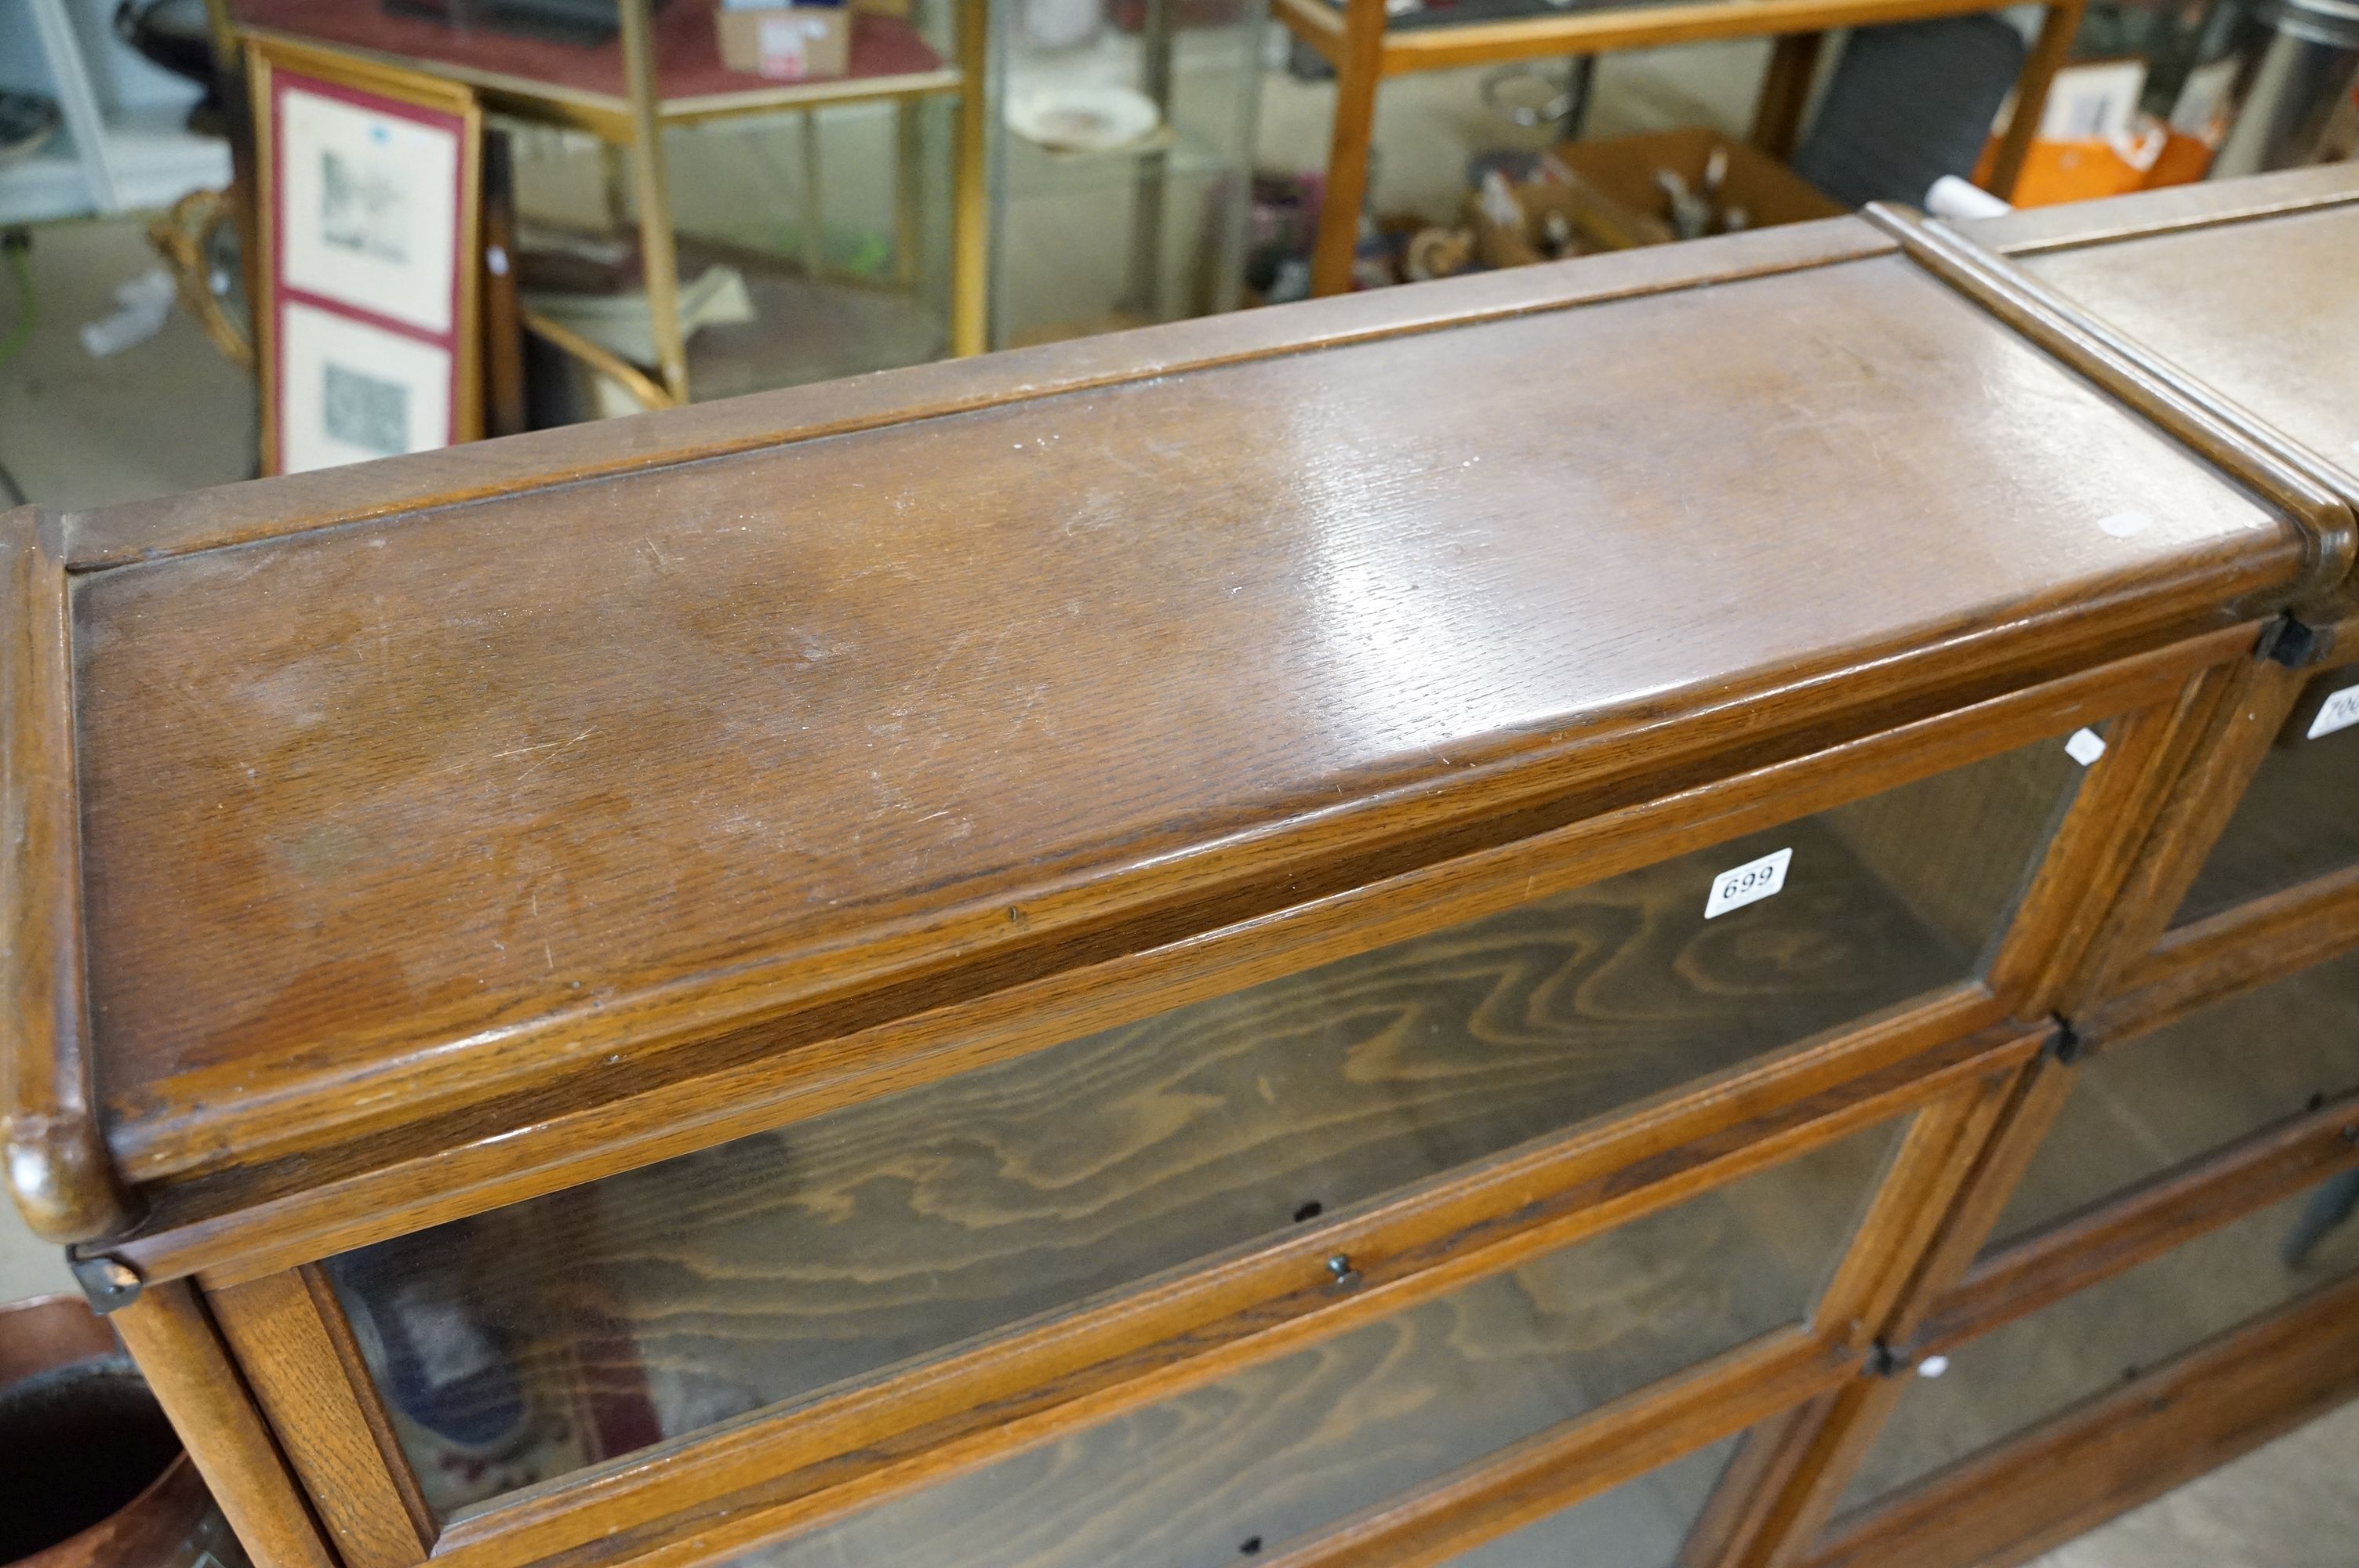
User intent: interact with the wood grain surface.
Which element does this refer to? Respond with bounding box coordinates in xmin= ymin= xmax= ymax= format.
xmin=692 ymin=1121 xmax=1896 ymax=1568
xmin=0 ymin=510 xmax=135 ymax=1240
xmin=314 ymin=746 xmax=2069 ymax=1512
xmin=1864 ymin=205 xmax=2353 ymax=603
xmin=2015 ymin=201 xmax=2359 ymax=506
xmin=108 ymin=1280 xmax=341 ymax=1568
xmin=67 ymin=249 xmax=2296 ymax=1194
xmin=115 ymin=631 xmax=2204 ymax=1292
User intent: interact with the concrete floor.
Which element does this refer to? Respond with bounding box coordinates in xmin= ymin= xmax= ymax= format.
xmin=2 ymin=49 xmax=2355 ymax=1566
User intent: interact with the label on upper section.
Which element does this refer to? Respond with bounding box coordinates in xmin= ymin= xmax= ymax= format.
xmin=2064 ymin=728 xmax=2107 ymax=767
xmin=1705 ymin=848 xmax=1792 ymax=919
xmin=2308 ymin=684 xmax=2359 ymax=741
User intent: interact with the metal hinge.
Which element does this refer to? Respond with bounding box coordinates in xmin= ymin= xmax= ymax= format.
xmin=2046 ymin=1014 xmax=2084 ymax=1066
xmin=1863 ymin=1340 xmax=1953 ymax=1381
xmin=2260 ymin=615 xmax=2328 ymax=670
xmin=70 ymin=1254 xmax=143 ymax=1315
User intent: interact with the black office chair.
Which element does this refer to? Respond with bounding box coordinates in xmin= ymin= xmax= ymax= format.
xmin=1790 ymin=16 xmax=2028 ymax=209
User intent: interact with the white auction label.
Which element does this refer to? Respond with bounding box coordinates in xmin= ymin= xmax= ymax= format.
xmin=2064 ymin=728 xmax=2107 ymax=766
xmin=1705 ymin=848 xmax=1793 ymax=919
xmin=2308 ymin=684 xmax=2359 ymax=740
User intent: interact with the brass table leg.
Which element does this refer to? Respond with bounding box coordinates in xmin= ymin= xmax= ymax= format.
xmin=1308 ymin=0 xmax=1385 ymax=297
xmin=619 ymin=0 xmax=690 ymax=403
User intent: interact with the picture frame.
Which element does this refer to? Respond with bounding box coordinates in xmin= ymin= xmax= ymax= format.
xmin=248 ymin=38 xmax=485 ymax=476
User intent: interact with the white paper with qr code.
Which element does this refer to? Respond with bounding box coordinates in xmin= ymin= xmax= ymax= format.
xmin=2309 ymin=684 xmax=2359 ymax=740
xmin=1705 ymin=848 xmax=1792 ymax=919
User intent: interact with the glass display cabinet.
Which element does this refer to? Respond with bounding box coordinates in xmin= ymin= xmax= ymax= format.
xmin=5 ymin=167 xmax=2358 ymax=1568
xmin=204 ymin=0 xmax=987 ymax=406
xmin=983 ymin=0 xmax=1262 ymax=347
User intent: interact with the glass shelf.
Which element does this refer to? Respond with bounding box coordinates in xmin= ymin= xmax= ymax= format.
xmin=986 ymin=0 xmax=1262 ymax=347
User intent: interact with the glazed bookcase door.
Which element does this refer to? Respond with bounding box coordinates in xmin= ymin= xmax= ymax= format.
xmin=727 ymin=1421 xmax=1765 ymax=1568
xmin=699 ymin=1121 xmax=1901 ymax=1568
xmin=1984 ymin=947 xmax=2359 ymax=1250
xmin=316 ymin=728 xmax=2094 ymax=1523
xmin=1797 ymin=930 xmax=2359 ymax=1566
xmin=1834 ymin=1174 xmax=2359 ymax=1522
xmin=2169 ymin=645 xmax=2359 ymax=930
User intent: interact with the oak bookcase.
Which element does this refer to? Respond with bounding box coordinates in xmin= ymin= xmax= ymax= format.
xmin=7 ymin=165 xmax=2358 ymax=1568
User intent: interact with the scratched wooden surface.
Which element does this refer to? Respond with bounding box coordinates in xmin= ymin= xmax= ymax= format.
xmin=2009 ymin=201 xmax=2359 ymax=503
xmin=65 ymin=247 xmax=2295 ymax=1189
xmin=319 ymin=760 xmax=2032 ymax=1513
xmin=698 ymin=1121 xmax=1895 ymax=1568
xmin=2172 ymin=665 xmax=2359 ymax=926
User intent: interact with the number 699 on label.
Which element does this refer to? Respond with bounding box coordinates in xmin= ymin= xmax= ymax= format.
xmin=1704 ymin=847 xmax=1794 ymax=919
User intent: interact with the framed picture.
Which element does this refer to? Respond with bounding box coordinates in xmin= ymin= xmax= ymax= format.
xmin=249 ymin=38 xmax=484 ymax=475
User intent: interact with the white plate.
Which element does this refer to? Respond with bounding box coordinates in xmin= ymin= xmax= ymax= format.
xmin=1006 ymin=85 xmax=1161 ymax=153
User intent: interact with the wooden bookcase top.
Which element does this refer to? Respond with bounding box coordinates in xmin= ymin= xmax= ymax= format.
xmin=5 ymin=177 xmax=2354 ymax=1255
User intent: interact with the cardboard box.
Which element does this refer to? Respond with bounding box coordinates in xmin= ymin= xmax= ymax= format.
xmin=1466 ymin=172 xmax=1674 ymax=269
xmin=1967 ymin=59 xmax=2168 ymax=206
xmin=1550 ymin=128 xmax=1845 ymax=239
xmin=718 ymin=3 xmax=852 ymax=80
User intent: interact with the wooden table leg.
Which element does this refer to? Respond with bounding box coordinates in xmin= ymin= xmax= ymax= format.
xmin=1309 ymin=0 xmax=1386 ymax=297
xmin=1984 ymin=0 xmax=2085 ymax=199
xmin=1750 ymin=31 xmax=1823 ymax=161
